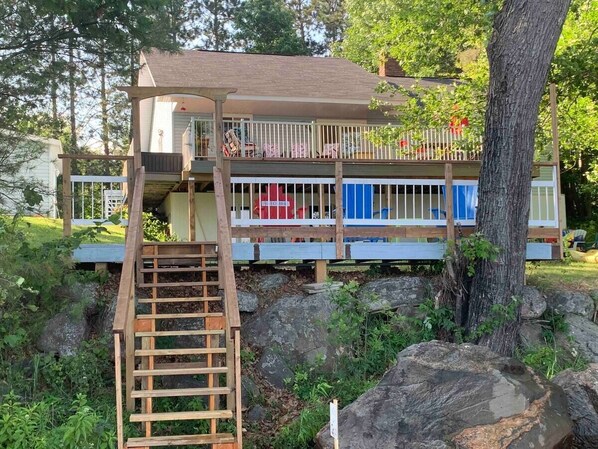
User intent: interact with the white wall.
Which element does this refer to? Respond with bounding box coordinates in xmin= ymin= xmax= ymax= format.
xmin=12 ymin=137 xmax=62 ymax=217
xmin=149 ymin=100 xmax=176 ymax=153
xmin=164 ymin=192 xmax=218 ymax=241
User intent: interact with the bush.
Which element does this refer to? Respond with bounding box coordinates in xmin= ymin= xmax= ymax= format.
xmin=142 ymin=212 xmax=177 ymax=242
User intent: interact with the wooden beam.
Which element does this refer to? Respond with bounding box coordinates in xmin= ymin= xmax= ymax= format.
xmin=335 ymin=162 xmax=344 ymax=259
xmin=550 ymin=83 xmax=564 ymax=259
xmin=114 ymin=334 xmax=124 ymax=449
xmin=444 ymin=163 xmax=455 ymax=241
xmin=62 ymin=157 xmax=72 ymax=237
xmin=117 ymin=86 xmax=237 ymax=101
xmin=215 ymin=99 xmax=224 ymax=170
xmin=315 ymin=260 xmax=327 ymax=283
xmin=188 ymin=178 xmax=196 ymax=241
xmin=132 ymin=98 xmax=142 ymax=171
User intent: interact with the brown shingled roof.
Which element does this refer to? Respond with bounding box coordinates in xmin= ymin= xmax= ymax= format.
xmin=142 ymin=50 xmax=452 ymax=104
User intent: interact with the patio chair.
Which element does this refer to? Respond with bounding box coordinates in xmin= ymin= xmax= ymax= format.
xmin=263 ymin=143 xmax=281 ymax=158
xmin=564 ymin=229 xmax=587 ymax=249
xmin=321 ymin=143 xmax=340 ymax=159
xmin=291 ymin=143 xmax=310 ymax=158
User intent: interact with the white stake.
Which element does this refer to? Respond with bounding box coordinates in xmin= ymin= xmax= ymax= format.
xmin=330 ymin=398 xmax=339 ymax=449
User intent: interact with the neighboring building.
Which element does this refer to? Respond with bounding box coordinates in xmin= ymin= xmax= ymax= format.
xmin=6 ymin=136 xmax=62 ymax=218
xmin=120 ymin=49 xmax=562 ymax=260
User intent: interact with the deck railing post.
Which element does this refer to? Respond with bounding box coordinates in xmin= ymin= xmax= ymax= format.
xmin=444 ymin=163 xmax=455 ymax=242
xmin=188 ymin=177 xmax=196 ymax=241
xmin=62 ymin=157 xmax=72 ymax=237
xmin=335 ymin=162 xmax=344 ymax=258
xmin=311 ymin=121 xmax=318 ymax=158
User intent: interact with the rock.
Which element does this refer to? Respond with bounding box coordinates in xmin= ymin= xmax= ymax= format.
xmin=161 ymin=374 xmax=207 ymax=390
xmin=246 ymin=404 xmax=268 ymax=422
xmin=158 ymin=317 xmax=223 ymax=348
xmin=258 ymin=273 xmax=289 ymax=291
xmin=518 ymin=320 xmax=546 ymax=350
xmin=553 ymin=365 xmax=598 ymax=448
xmin=241 ymin=375 xmax=261 ymax=408
xmin=521 ymin=286 xmax=547 ymax=319
xmin=358 ymin=276 xmax=431 ymax=314
xmin=243 ymin=292 xmax=340 ymax=369
xmin=257 ymin=348 xmax=294 ymax=389
xmin=566 ymin=315 xmax=598 ymax=363
xmin=547 ymin=291 xmax=595 ymax=318
xmin=316 ymin=341 xmax=573 ymax=449
xmin=237 ymin=291 xmax=259 ymax=313
xmin=56 ymin=281 xmax=99 ymax=312
xmin=99 ymin=293 xmax=118 ymax=336
xmin=37 ymin=310 xmax=90 ymax=356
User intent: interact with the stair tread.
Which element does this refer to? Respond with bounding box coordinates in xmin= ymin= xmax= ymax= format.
xmin=139 ymin=281 xmax=220 ymax=288
xmin=126 ymin=433 xmax=235 ymax=447
xmin=137 ymin=312 xmax=223 ymax=319
xmin=131 ymin=387 xmax=231 ymax=398
xmin=140 ymin=267 xmax=219 ymax=273
xmin=141 ymin=254 xmax=217 ymax=259
xmin=135 ymin=348 xmax=227 ymax=356
xmin=130 ymin=410 xmax=233 ymax=422
xmin=138 ymin=296 xmax=222 ymax=304
xmin=135 ymin=330 xmax=225 ymax=337
xmin=133 ymin=366 xmax=228 ymax=376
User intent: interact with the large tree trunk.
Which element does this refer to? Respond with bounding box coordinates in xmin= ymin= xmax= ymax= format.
xmin=466 ymin=0 xmax=571 ymax=356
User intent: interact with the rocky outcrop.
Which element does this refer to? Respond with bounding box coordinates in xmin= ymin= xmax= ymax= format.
xmin=553 ymin=365 xmax=598 ymax=448
xmin=243 ymin=292 xmax=340 ymax=370
xmin=565 ymin=315 xmax=598 ymax=363
xmin=546 ymin=291 xmax=595 ymax=318
xmin=521 ymin=286 xmax=547 ymax=319
xmin=518 ymin=320 xmax=546 ymax=350
xmin=316 ymin=341 xmax=572 ymax=449
xmin=37 ymin=310 xmax=91 ymax=356
xmin=358 ymin=276 xmax=431 ymax=314
xmin=258 ymin=273 xmax=290 ymax=291
xmin=257 ymin=348 xmax=294 ymax=389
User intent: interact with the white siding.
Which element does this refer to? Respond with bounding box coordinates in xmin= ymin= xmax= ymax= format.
xmin=149 ymin=100 xmax=176 ymax=153
xmin=172 ymin=112 xmax=212 ymax=154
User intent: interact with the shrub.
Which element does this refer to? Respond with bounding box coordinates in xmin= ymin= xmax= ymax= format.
xmin=142 ymin=212 xmax=177 ymax=242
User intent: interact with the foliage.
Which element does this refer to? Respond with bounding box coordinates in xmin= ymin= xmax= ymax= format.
xmin=340 ymin=0 xmax=497 ymax=76
xmin=0 ymin=393 xmax=115 ymax=449
xmin=143 ymin=212 xmax=178 ymax=242
xmin=234 ymin=0 xmax=310 ymax=55
xmin=272 ymin=402 xmax=329 ymax=449
xmin=518 ymin=311 xmax=588 ymax=379
xmin=458 ymin=232 xmax=501 ymax=276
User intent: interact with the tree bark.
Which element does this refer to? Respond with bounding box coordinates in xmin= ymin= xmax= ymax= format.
xmin=68 ymin=38 xmax=77 ymax=151
xmin=99 ymin=45 xmax=110 ymax=155
xmin=467 ymin=0 xmax=571 ymax=356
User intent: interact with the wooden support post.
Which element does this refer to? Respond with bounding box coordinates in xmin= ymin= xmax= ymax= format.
xmin=125 ymin=293 xmax=135 ymax=412
xmin=222 ymin=159 xmax=232 ymax=224
xmin=188 ymin=177 xmax=196 ymax=241
xmin=335 ymin=162 xmax=344 ymax=259
xmin=550 ymin=83 xmax=564 ymax=259
xmin=445 ymin=163 xmax=455 ymax=242
xmin=132 ymin=98 xmax=142 ymax=171
xmin=215 ymin=98 xmax=224 ymax=169
xmin=114 ymin=333 xmax=124 ymax=449
xmin=62 ymin=157 xmax=72 ymax=237
xmin=95 ymin=262 xmax=108 ymax=274
xmin=315 ymin=260 xmax=327 ymax=283
xmin=234 ymin=329 xmax=243 ymax=449
xmin=126 ymin=158 xmax=135 ymax=210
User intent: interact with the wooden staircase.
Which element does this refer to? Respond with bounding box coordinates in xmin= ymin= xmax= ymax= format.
xmin=124 ymin=242 xmax=240 ymax=448
xmin=112 ymin=168 xmax=242 ymax=449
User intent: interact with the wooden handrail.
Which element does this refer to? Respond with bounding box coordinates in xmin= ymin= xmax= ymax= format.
xmin=213 ymin=167 xmax=241 ymax=332
xmin=113 ymin=167 xmax=145 ymax=334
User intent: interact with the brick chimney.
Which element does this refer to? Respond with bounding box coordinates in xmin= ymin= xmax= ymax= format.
xmin=379 ymin=54 xmax=405 ymax=77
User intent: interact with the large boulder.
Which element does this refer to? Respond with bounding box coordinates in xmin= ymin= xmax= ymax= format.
xmin=546 ymin=291 xmax=595 ymax=318
xmin=358 ymin=276 xmax=431 ymax=314
xmin=243 ymin=292 xmax=339 ymax=370
xmin=37 ymin=310 xmax=91 ymax=356
xmin=518 ymin=320 xmax=546 ymax=350
xmin=237 ymin=291 xmax=259 ymax=313
xmin=258 ymin=273 xmax=290 ymax=291
xmin=553 ymin=365 xmax=598 ymax=448
xmin=316 ymin=341 xmax=573 ymax=449
xmin=565 ymin=315 xmax=598 ymax=363
xmin=257 ymin=348 xmax=294 ymax=389
xmin=521 ymin=286 xmax=547 ymax=319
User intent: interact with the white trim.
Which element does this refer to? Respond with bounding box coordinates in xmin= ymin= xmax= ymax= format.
xmin=232 ymin=176 xmax=335 ymax=184
xmin=227 ymin=94 xmax=374 ymax=105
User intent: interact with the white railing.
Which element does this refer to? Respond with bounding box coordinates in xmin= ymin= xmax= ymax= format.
xmin=191 ymin=118 xmax=482 ymax=161
xmin=71 ymin=175 xmax=128 ymax=225
xmin=230 ymin=169 xmax=559 ymax=229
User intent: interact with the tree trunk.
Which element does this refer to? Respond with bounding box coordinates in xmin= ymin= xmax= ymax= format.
xmin=466 ymin=0 xmax=571 ymax=356
xmin=68 ymin=38 xmax=78 ymax=151
xmin=99 ymin=46 xmax=110 ymax=155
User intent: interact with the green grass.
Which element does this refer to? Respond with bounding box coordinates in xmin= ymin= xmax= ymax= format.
xmin=527 ymin=261 xmax=598 ymax=292
xmin=16 ymin=217 xmax=126 ymax=246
